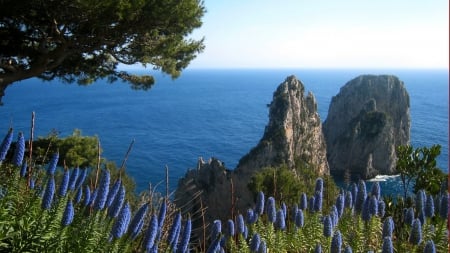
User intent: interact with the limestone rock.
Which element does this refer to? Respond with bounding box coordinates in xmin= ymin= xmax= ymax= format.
xmin=323 ymin=74 xmax=410 ymax=179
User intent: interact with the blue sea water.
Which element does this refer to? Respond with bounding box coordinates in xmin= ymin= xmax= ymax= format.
xmin=0 ymin=69 xmax=448 ymax=195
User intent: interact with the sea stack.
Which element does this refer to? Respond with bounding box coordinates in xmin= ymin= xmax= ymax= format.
xmin=323 ymin=75 xmax=410 ymax=180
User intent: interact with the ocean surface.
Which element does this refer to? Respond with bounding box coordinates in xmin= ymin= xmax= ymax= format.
xmin=0 ymin=69 xmax=448 ymax=195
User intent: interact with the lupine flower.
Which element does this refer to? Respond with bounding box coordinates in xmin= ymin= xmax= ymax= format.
xmin=226 ymin=219 xmax=235 ymax=237
xmin=314 ymin=191 xmax=323 ymax=212
xmin=83 ymin=185 xmax=91 ymax=206
xmin=258 ymin=240 xmax=267 ymax=253
xmin=74 ymin=187 xmax=83 ymax=204
xmin=368 ymin=195 xmax=378 ymax=216
xmin=404 ymin=207 xmax=415 ymax=226
xmin=68 ymin=167 xmax=79 ymax=191
xmin=58 ymin=170 xmax=70 ymax=197
xmin=108 ymin=185 xmax=125 ymax=218
xmin=246 ymin=208 xmax=257 ymax=224
xmin=351 ymin=183 xmax=358 ymax=207
xmin=336 ymin=194 xmax=344 ymax=217
xmin=237 ymin=214 xmax=245 ymax=234
xmin=344 ymin=246 xmax=353 ymax=253
xmin=424 ymin=240 xmax=436 ymax=253
xmin=167 ymin=211 xmax=181 ymax=248
xmin=382 ymin=236 xmax=393 ymax=253
xmin=0 ymin=128 xmax=13 ymax=162
xmin=144 ymin=214 xmax=159 ymax=251
xmin=295 ymin=209 xmax=304 ymax=228
xmin=370 ymin=182 xmax=381 ymax=200
xmin=300 ymin=192 xmax=307 ymax=210
xmin=255 ymin=191 xmax=265 ymax=215
xmin=330 ymin=206 xmax=339 ymax=227
xmin=110 ymin=202 xmax=131 ymax=240
xmin=418 ymin=209 xmax=425 ymax=225
xmin=211 ymin=220 xmax=222 ymax=241
xmin=206 ymin=236 xmax=221 ymax=253
xmin=439 ymin=193 xmax=448 ymax=219
xmin=94 ymin=169 xmax=110 ymax=210
xmin=315 ymin=177 xmax=324 ymax=193
xmin=409 ymin=218 xmax=422 ymax=245
xmin=362 ymin=197 xmax=371 ymax=221
xmin=42 ymin=176 xmax=55 ymax=209
xmin=12 ymin=132 xmax=25 ymax=167
xmin=378 ymin=200 xmax=386 ymax=217
xmin=308 ymin=196 xmax=315 ymax=213
xmin=20 ymin=161 xmax=27 ymax=177
xmin=345 ymin=190 xmax=353 ymax=209
xmin=46 ymin=152 xmax=59 ymax=175
xmin=331 ymin=230 xmax=342 ymax=253
xmin=75 ymin=168 xmax=88 ymax=190
xmin=382 ymin=216 xmax=394 ymax=238
xmin=416 ymin=190 xmax=426 ymax=213
xmin=61 ymin=199 xmax=74 ymax=226
xmin=323 ymin=215 xmax=332 ymax=237
xmin=128 ymin=203 xmax=149 ymax=240
xmin=250 ymin=233 xmax=261 ymax=252
xmin=355 ymin=180 xmax=367 ymax=213
xmin=266 ymin=197 xmax=276 ymax=223
xmin=177 ymin=218 xmax=192 ymax=253
xmin=275 ymin=209 xmax=286 ymax=230
xmin=314 ymin=243 xmax=322 ymax=253
xmin=158 ymin=200 xmax=167 ymax=230
xmin=105 ymin=178 xmax=121 ymax=208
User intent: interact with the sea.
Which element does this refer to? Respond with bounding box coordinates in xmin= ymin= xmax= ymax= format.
xmin=0 ymin=69 xmax=448 ymax=196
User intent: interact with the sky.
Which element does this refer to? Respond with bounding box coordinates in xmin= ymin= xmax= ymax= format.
xmin=188 ymin=0 xmax=449 ymax=69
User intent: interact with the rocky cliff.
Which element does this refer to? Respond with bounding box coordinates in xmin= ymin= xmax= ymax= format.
xmin=175 ymin=75 xmax=329 ymax=227
xmin=322 ymin=75 xmax=410 ymax=179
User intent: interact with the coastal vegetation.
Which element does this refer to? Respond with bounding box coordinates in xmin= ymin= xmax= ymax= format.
xmin=0 ymin=126 xmax=447 ymax=252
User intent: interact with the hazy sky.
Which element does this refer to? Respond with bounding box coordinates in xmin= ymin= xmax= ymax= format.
xmin=188 ymin=0 xmax=449 ymax=69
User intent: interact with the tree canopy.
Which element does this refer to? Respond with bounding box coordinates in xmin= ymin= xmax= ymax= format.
xmin=0 ymin=0 xmax=205 ymax=104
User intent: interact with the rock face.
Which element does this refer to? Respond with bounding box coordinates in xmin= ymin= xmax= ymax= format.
xmin=323 ymin=75 xmax=410 ymax=179
xmin=175 ymin=75 xmax=329 ymax=229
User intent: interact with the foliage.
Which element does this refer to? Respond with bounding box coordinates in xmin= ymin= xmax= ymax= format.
xmin=396 ymin=144 xmax=446 ymax=198
xmin=0 ymin=0 xmax=205 ymax=103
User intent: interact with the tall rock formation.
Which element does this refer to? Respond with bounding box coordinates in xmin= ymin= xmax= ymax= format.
xmin=175 ymin=75 xmax=329 ymax=230
xmin=323 ymin=75 xmax=410 ymax=179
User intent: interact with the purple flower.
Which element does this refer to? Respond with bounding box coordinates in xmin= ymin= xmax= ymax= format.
xmin=308 ymin=196 xmax=315 ymax=213
xmin=351 ymin=182 xmax=358 ymax=207
xmin=167 ymin=211 xmax=181 ymax=249
xmin=330 ymin=230 xmax=342 ymax=253
xmin=226 ymin=219 xmax=235 ymax=237
xmin=61 ymin=199 xmax=74 ymax=226
xmin=336 ymin=194 xmax=344 ymax=217
xmin=68 ymin=167 xmax=79 ymax=191
xmin=275 ymin=209 xmax=286 ymax=230
xmin=211 ymin=220 xmax=222 ymax=241
xmin=158 ymin=200 xmax=167 ymax=230
xmin=46 ymin=152 xmax=59 ymax=175
xmin=42 ymin=176 xmax=55 ymax=209
xmin=382 ymin=236 xmax=393 ymax=253
xmin=144 ymin=214 xmax=159 ymax=251
xmin=12 ymin=132 xmax=25 ymax=167
xmin=281 ymin=202 xmax=287 ymax=218
xmin=75 ymin=168 xmax=88 ymax=190
xmin=378 ymin=200 xmax=386 ymax=218
xmin=20 ymin=160 xmax=27 ymax=177
xmin=425 ymin=194 xmax=435 ymax=218
xmin=439 ymin=193 xmax=448 ymax=219
xmin=266 ymin=197 xmax=276 ymax=223
xmin=83 ymin=185 xmax=91 ymax=206
xmin=177 ymin=218 xmax=191 ymax=253
xmin=330 ymin=205 xmax=339 ymax=227
xmin=250 ymin=233 xmax=260 ymax=252
xmin=314 ymin=191 xmax=323 ymax=212
xmin=129 ymin=203 xmax=149 ymax=240
xmin=0 ymin=128 xmax=13 ymax=161
xmin=74 ymin=186 xmax=83 ymax=204
xmin=255 ymin=191 xmax=265 ymax=215
xmin=314 ymin=243 xmax=322 ymax=253
xmin=105 ymin=179 xmax=121 ymax=208
xmin=258 ymin=240 xmax=267 ymax=253
xmin=58 ymin=170 xmax=70 ymax=197
xmin=409 ymin=218 xmax=422 ymax=245
xmin=355 ymin=180 xmax=366 ymax=213
xmin=290 ymin=204 xmax=298 ymax=222
xmin=323 ymin=215 xmax=332 ymax=237
xmin=382 ymin=216 xmax=394 ymax=238
xmin=315 ymin=178 xmax=324 ymax=193
xmin=110 ymin=202 xmax=131 ymax=240
xmin=370 ymin=182 xmax=381 ymax=200
xmin=344 ymin=246 xmax=352 ymax=253
xmin=206 ymin=236 xmax=221 ymax=253
xmin=107 ymin=184 xmax=125 ymax=218
xmin=368 ymin=195 xmax=378 ymax=216
xmin=362 ymin=197 xmax=371 ymax=221
xmin=236 ymin=214 xmax=245 ymax=234
xmin=94 ymin=169 xmax=110 ymax=210
xmin=416 ymin=190 xmax=426 ymax=213
xmin=295 ymin=209 xmax=304 ymax=228
xmin=424 ymin=240 xmax=436 ymax=253
xmin=246 ymin=208 xmax=258 ymax=224
xmin=404 ymin=207 xmax=414 ymax=226
xmin=300 ymin=192 xmax=307 ymax=210
xmin=345 ymin=190 xmax=353 ymax=209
